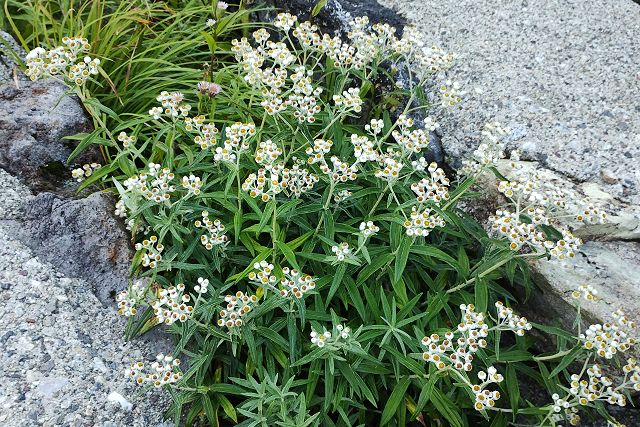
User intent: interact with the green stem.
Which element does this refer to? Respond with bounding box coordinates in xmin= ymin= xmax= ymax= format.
xmin=532 ymin=348 xmax=574 ymax=362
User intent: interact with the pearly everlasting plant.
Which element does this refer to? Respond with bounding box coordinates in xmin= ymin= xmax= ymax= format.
xmin=33 ymin=5 xmax=636 ymax=427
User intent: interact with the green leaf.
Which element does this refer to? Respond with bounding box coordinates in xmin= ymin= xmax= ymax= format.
xmin=325 ymin=263 xmax=346 ymax=307
xmin=276 ymin=240 xmax=300 ymax=269
xmin=216 ymin=393 xmax=237 ymax=423
xmin=393 ymin=235 xmax=413 ymax=285
xmin=549 ymin=346 xmax=584 ymax=377
xmin=505 ymin=364 xmax=520 ymax=415
xmin=201 ymin=394 xmax=218 ymax=427
xmin=380 ymin=377 xmax=411 ymax=426
xmin=430 ymin=388 xmax=463 ymax=427
xmin=311 ymin=0 xmax=329 ymax=17
xmin=474 ymin=277 xmax=488 ymax=313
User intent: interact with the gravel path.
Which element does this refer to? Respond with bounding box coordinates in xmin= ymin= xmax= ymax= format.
xmin=0 ymin=169 xmax=171 ymax=427
xmin=379 ymin=0 xmax=640 ymax=204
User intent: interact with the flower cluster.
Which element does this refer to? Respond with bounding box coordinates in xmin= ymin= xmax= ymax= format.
xmin=116 ymin=281 xmax=147 ymax=317
xmin=331 ymin=242 xmax=352 ymax=262
xmin=279 ymin=267 xmax=316 ymax=299
xmin=117 ymin=131 xmax=136 ymax=149
xmin=215 ymin=122 xmax=256 ymax=162
xmin=622 ymin=358 xmax=640 ymax=392
xmin=351 ymin=134 xmax=378 ymax=163
xmin=320 ymin=156 xmax=358 ymax=184
xmin=550 ymin=393 xmax=581 ymax=426
xmin=194 ymin=277 xmax=209 ymax=294
xmin=581 ymin=310 xmax=637 ymax=359
xmin=195 ymin=211 xmax=228 ymax=250
xmin=124 ymin=163 xmax=176 ymax=203
xmin=310 ymin=324 xmax=351 ymax=348
xmin=185 ymin=115 xmax=220 ymax=150
xmin=421 ymin=304 xmax=489 ymax=372
xmin=218 ymin=291 xmax=258 ymax=329
xmin=181 ymin=174 xmax=203 ymax=196
xmin=404 ymin=206 xmax=446 ymax=237
xmin=134 ymin=236 xmax=164 ymax=269
xmin=280 ymin=163 xmax=319 ymax=197
xmin=494 ymin=301 xmax=532 ymax=336
xmin=127 ymin=353 xmax=182 ymax=387
xmin=242 ymin=167 xmax=282 ymax=202
xmin=71 ymin=163 xmax=101 ymax=182
xmin=333 ymin=189 xmax=352 ymax=203
xmin=439 ymin=80 xmax=463 ymax=107
xmin=359 ymin=221 xmax=379 ymax=238
xmin=333 ymin=87 xmax=363 ymax=113
xmin=149 ymin=91 xmax=191 ymax=120
xmin=375 ymin=155 xmax=403 ymax=183
xmin=571 ymin=284 xmax=599 ymax=302
xmin=197 ymin=81 xmax=222 ymax=97
xmin=471 ymin=367 xmax=503 ymax=411
xmin=25 ymin=37 xmax=100 ymax=86
xmin=411 ymin=162 xmax=450 ymax=204
xmin=392 ymin=114 xmax=429 ymax=154
xmin=248 ymin=261 xmax=277 ymax=287
xmin=152 ymin=283 xmax=194 ymax=325
xmin=254 ymin=139 xmax=282 ymax=166
xmin=460 ymin=122 xmax=509 ymax=175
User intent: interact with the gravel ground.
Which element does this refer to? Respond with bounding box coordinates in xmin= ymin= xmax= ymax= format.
xmin=379 ymin=0 xmax=640 ymax=204
xmin=0 ymin=169 xmax=172 ymax=427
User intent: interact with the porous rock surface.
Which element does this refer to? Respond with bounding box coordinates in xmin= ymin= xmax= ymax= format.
xmin=15 ymin=191 xmax=132 ymax=305
xmin=0 ymin=169 xmax=172 ymax=427
xmin=0 ymin=30 xmax=98 ymax=194
xmin=378 ymin=0 xmax=640 ymax=333
xmin=0 ymin=31 xmax=170 ymax=425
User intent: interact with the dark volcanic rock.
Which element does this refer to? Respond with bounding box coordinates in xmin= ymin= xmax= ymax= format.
xmin=0 ymin=81 xmax=97 ymax=194
xmin=267 ymin=0 xmax=406 ymax=35
xmin=0 ymin=31 xmax=99 ymax=195
xmin=17 ymin=191 xmax=132 ymax=305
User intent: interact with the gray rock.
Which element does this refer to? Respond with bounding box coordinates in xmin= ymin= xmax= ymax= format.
xmin=35 ymin=377 xmax=70 ymax=399
xmin=379 ymin=0 xmax=640 ymax=205
xmin=525 ymin=240 xmax=640 ymax=363
xmin=275 ymin=0 xmax=406 ymax=35
xmin=0 ymin=172 xmax=172 ymax=426
xmin=0 ymin=29 xmax=26 ymax=84
xmin=0 ymin=31 xmax=99 ymax=195
xmin=16 ymin=191 xmax=132 ymax=304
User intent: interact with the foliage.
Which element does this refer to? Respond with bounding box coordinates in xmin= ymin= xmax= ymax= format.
xmin=6 ymin=2 xmax=638 ymax=426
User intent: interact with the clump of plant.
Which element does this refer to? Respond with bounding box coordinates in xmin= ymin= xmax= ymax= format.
xmin=22 ymin=3 xmax=637 ymax=427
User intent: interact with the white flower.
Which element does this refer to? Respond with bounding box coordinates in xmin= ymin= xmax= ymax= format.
xmin=194 ymin=277 xmax=209 ymax=294
xmin=331 ymin=242 xmax=351 ymax=261
xmin=359 ymin=221 xmax=379 ymax=238
xmin=134 ymin=236 xmax=164 ymax=269
xmin=195 ymin=211 xmax=228 ymax=250
xmin=181 ymin=174 xmax=202 ymax=196
xmin=127 ymin=353 xmax=182 ymax=387
xmin=333 ymin=87 xmax=363 ymax=113
xmin=217 ymin=291 xmax=258 ymax=329
xmin=116 ymin=281 xmax=147 ymax=317
xmin=152 ymin=283 xmax=194 ymax=324
xmin=206 ymin=18 xmax=216 ymax=28
xmin=494 ymin=301 xmax=532 ymax=336
xmin=71 ymin=163 xmax=101 ymax=182
xmin=279 ymin=267 xmax=315 ymax=299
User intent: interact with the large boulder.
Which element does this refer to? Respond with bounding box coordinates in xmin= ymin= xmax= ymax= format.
xmin=15 ymin=191 xmax=132 ymax=304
